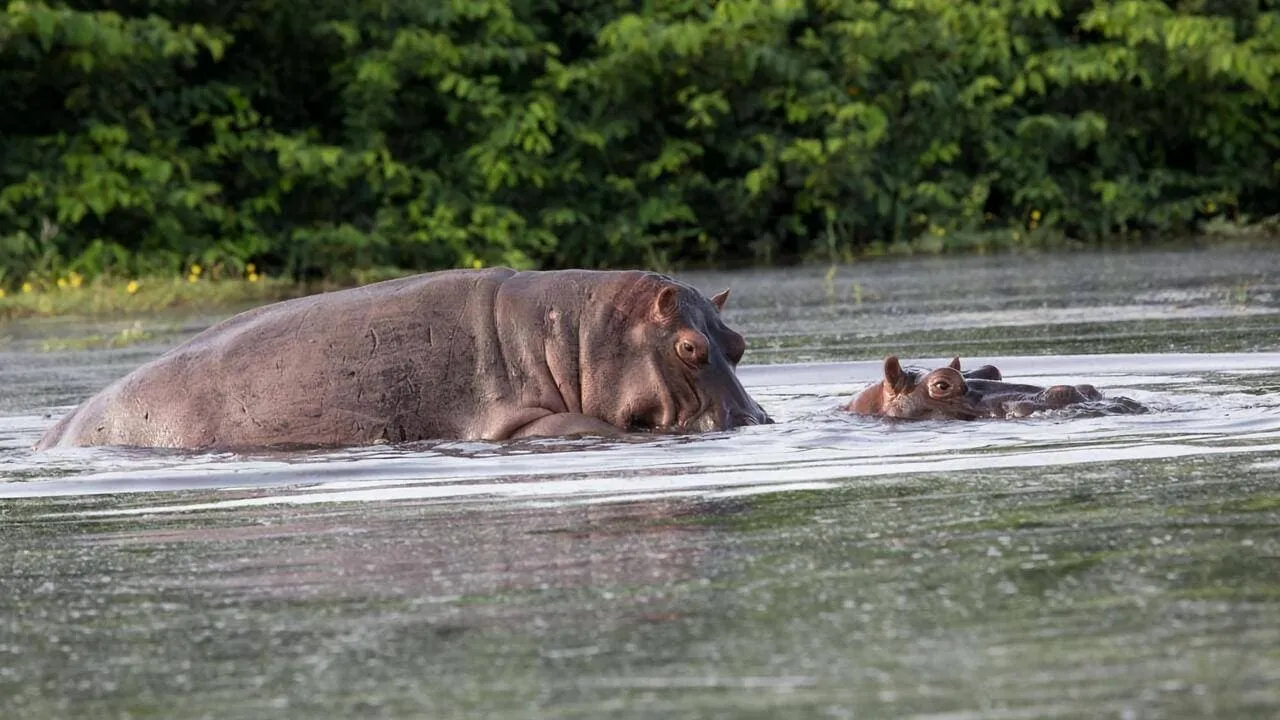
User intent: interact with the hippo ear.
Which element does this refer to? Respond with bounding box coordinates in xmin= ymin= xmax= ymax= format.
xmin=949 ymin=356 xmax=961 ymax=371
xmin=653 ymin=285 xmax=681 ymax=321
xmin=710 ymin=289 xmax=730 ymax=313
xmin=884 ymin=356 xmax=909 ymax=393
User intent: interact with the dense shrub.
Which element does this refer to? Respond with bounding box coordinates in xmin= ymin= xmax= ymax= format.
xmin=1 ymin=0 xmax=1278 ymax=285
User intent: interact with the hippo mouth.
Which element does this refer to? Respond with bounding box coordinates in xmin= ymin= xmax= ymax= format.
xmin=677 ymin=399 xmax=772 ymax=433
xmin=932 ymin=402 xmax=985 ymax=421
xmin=621 ymin=370 xmax=772 ymax=433
xmin=727 ymin=407 xmax=772 ymax=427
xmin=625 ymin=412 xmax=717 ymax=434
xmin=626 ymin=405 xmax=771 ymax=434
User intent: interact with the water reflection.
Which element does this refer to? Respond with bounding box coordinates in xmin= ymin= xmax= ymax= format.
xmin=81 ymin=499 xmax=729 ymax=608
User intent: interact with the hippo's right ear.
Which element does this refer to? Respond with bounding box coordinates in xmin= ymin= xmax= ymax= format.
xmin=949 ymin=356 xmax=961 ymax=371
xmin=710 ymin=289 xmax=730 ymax=312
xmin=884 ymin=356 xmax=910 ymax=392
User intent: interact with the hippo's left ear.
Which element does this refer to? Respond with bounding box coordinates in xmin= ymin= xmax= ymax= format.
xmin=884 ymin=356 xmax=911 ymax=393
xmin=710 ymin=289 xmax=730 ymax=313
xmin=654 ymin=285 xmax=681 ymax=321
xmin=949 ymin=356 xmax=961 ymax=371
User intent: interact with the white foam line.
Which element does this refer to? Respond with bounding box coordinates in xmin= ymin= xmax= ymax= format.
xmin=512 ymin=481 xmax=844 ymax=509
xmin=52 ymin=439 xmax=1280 ymax=519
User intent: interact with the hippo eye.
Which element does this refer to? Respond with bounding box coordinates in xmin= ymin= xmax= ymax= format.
xmin=935 ymin=380 xmax=951 ymax=392
xmin=676 ymin=336 xmax=706 ymax=367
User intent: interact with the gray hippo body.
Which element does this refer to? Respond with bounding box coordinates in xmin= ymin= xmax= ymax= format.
xmin=36 ymin=268 xmax=771 ymax=451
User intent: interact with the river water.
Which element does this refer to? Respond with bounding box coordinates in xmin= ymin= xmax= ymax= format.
xmin=3 ymin=244 xmax=1280 ymax=719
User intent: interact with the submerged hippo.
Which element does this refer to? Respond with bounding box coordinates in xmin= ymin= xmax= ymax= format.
xmin=36 ymin=268 xmax=772 ymax=451
xmin=846 ymin=355 xmax=1145 ymax=420
xmin=965 ymin=377 xmax=1116 ymax=418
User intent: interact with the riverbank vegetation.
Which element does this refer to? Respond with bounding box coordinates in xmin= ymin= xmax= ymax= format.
xmin=0 ymin=266 xmax=300 ymax=320
xmin=2 ymin=0 xmax=1278 ymax=298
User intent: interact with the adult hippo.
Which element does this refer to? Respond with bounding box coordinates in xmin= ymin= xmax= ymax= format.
xmin=845 ymin=355 xmax=1146 ymax=420
xmin=35 ymin=268 xmax=772 ymax=451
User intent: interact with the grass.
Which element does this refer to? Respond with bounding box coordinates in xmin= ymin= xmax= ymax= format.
xmin=38 ymin=322 xmax=155 ymax=352
xmin=0 ymin=262 xmax=430 ymax=322
xmin=3 ymin=222 xmax=1276 ymax=322
xmin=0 ymin=274 xmax=309 ymax=322
xmin=838 ymin=216 xmax=1280 ymax=262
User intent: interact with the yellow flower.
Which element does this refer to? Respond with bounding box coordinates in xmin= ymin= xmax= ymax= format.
xmin=247 ymin=272 xmax=259 ymax=283
xmin=1205 ymin=201 xmax=1218 ymax=213
xmin=21 ymin=282 xmax=33 ymax=294
xmin=190 ymin=264 xmax=203 ymax=277
xmin=0 ymin=288 xmax=5 ymax=298
xmin=57 ymin=277 xmax=68 ymax=289
xmin=69 ymin=271 xmax=83 ymax=288
xmin=126 ymin=280 xmax=140 ymax=295
xmin=246 ymin=263 xmax=256 ymax=274
xmin=187 ymin=273 xmax=199 ymax=283
xmin=471 ymin=259 xmax=484 ymax=269
xmin=1030 ymin=209 xmax=1041 ymax=221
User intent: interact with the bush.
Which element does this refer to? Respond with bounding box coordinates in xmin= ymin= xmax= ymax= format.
xmin=1 ymin=0 xmax=1278 ymax=286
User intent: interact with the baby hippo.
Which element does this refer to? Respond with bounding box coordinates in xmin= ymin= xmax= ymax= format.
xmin=846 ymin=355 xmax=1145 ymax=420
xmin=845 ymin=356 xmax=985 ymax=420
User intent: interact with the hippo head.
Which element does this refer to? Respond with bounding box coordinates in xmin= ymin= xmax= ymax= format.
xmin=879 ymin=356 xmax=983 ymax=421
xmin=594 ymin=275 xmax=772 ymax=434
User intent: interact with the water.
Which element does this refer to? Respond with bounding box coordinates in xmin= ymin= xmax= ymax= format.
xmin=3 ymin=244 xmax=1280 ymax=718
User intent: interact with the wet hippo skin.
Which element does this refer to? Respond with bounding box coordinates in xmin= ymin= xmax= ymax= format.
xmin=846 ymin=356 xmax=1147 ymax=420
xmin=35 ymin=268 xmax=772 ymax=451
xmin=846 ymin=356 xmax=987 ymax=420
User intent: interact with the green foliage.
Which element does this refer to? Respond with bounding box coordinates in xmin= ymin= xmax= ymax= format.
xmin=1 ymin=0 xmax=1278 ymax=285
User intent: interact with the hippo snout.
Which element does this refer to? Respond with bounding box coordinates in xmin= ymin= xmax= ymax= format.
xmin=728 ymin=403 xmax=772 ymax=428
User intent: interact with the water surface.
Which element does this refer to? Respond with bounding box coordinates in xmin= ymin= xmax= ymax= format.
xmin=3 ymin=245 xmax=1280 ymax=718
